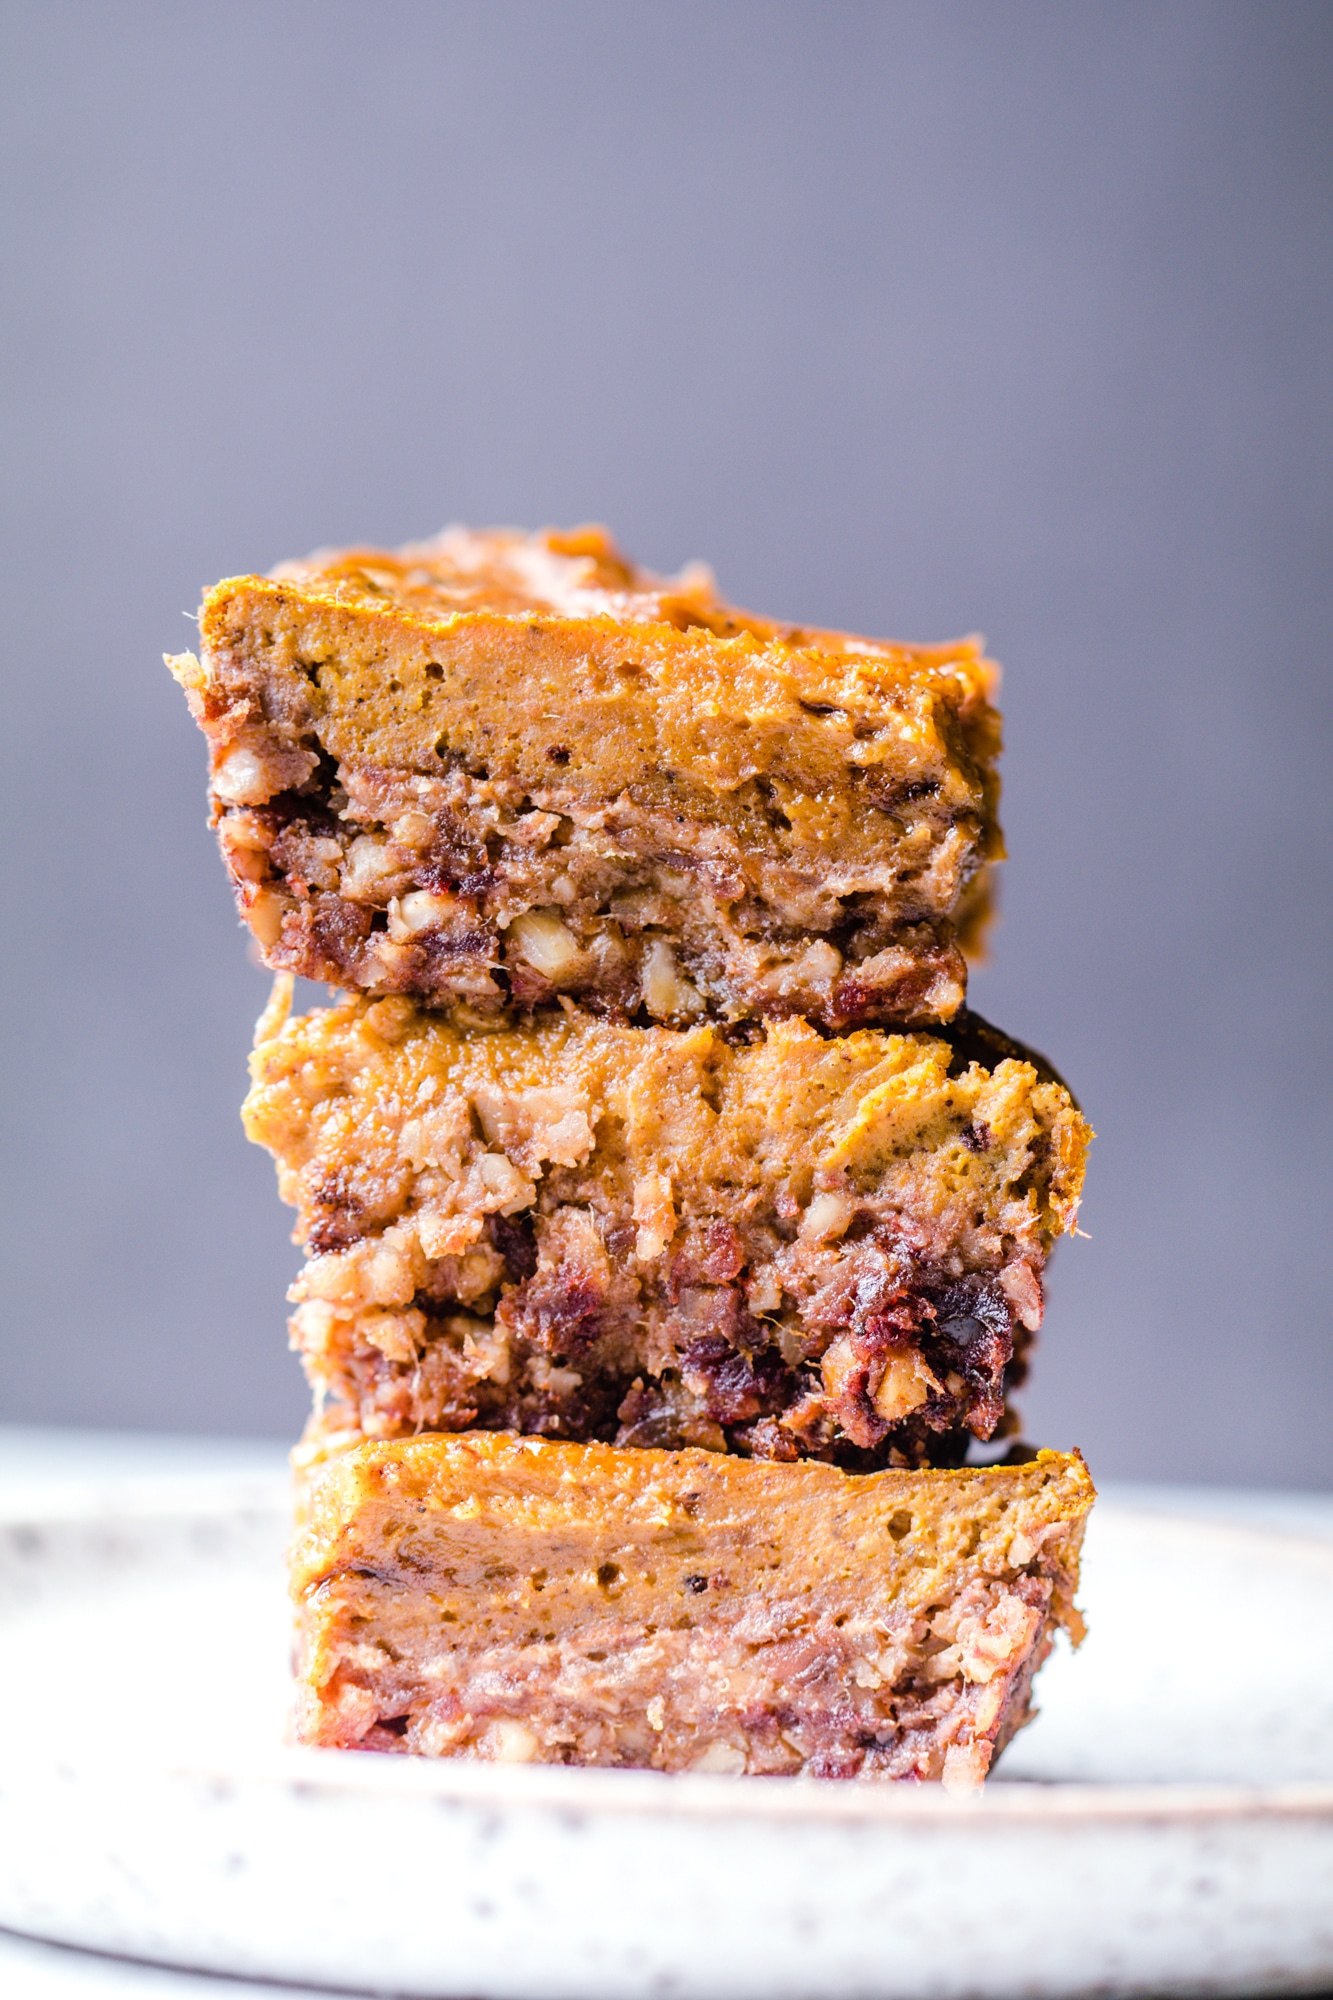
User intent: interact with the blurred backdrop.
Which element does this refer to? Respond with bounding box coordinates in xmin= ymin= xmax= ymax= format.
xmin=1 ymin=1 xmax=1329 ymax=1483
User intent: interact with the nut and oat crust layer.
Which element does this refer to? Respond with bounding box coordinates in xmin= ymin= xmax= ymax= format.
xmin=170 ymin=525 xmax=1002 ymax=1030
xmin=247 ymin=982 xmax=1089 ymax=1471
xmin=293 ymin=1434 xmax=1092 ymax=1784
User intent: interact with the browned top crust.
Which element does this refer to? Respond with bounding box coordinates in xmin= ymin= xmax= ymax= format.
xmin=169 ymin=525 xmax=1002 ymax=1029
xmin=275 ymin=522 xmax=908 ymax=637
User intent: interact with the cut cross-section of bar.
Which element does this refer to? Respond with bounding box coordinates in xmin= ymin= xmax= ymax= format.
xmin=246 ymin=982 xmax=1089 ymax=1471
xmin=292 ymin=1434 xmax=1093 ymax=1783
xmin=169 ymin=525 xmax=1002 ymax=1030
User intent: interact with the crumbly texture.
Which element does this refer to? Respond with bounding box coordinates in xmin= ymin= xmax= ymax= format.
xmin=292 ymin=1434 xmax=1092 ymax=1784
xmin=168 ymin=525 xmax=1002 ymax=1031
xmin=247 ymin=983 xmax=1089 ymax=1471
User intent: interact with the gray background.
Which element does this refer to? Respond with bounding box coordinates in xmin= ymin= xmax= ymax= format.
xmin=1 ymin=1 xmax=1329 ymax=1484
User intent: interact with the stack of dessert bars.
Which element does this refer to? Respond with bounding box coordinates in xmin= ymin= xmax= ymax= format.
xmin=170 ymin=525 xmax=1093 ymax=1787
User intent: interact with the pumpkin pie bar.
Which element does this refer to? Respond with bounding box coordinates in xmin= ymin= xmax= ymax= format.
xmin=168 ymin=525 xmax=1001 ymax=1030
xmin=292 ymin=1433 xmax=1092 ymax=1784
xmin=247 ymin=981 xmax=1089 ymax=1471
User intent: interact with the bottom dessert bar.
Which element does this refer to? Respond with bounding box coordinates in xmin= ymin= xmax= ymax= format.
xmin=291 ymin=1435 xmax=1093 ymax=1786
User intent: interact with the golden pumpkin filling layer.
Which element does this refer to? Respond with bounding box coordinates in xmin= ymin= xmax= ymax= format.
xmin=169 ymin=525 xmax=1002 ymax=1030
xmin=247 ymin=982 xmax=1088 ymax=1471
xmin=293 ymin=1434 xmax=1092 ymax=1784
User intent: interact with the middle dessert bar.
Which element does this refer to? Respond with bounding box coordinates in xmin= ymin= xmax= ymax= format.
xmin=248 ymin=982 xmax=1089 ymax=1470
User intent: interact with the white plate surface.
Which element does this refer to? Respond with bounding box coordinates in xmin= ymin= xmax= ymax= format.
xmin=0 ymin=1456 xmax=1331 ymax=2000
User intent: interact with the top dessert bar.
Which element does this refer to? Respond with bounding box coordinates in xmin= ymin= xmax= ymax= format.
xmin=169 ymin=525 xmax=1002 ymax=1030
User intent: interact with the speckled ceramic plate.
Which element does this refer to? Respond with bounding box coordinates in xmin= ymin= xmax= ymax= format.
xmin=0 ymin=1471 xmax=1330 ymax=1999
